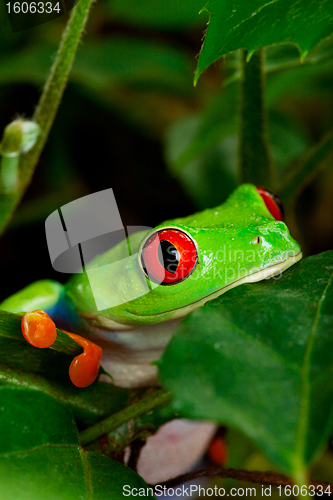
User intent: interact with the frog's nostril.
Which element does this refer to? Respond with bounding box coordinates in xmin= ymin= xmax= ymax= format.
xmin=251 ymin=236 xmax=261 ymax=245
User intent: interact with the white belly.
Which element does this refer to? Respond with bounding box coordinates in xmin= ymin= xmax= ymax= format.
xmin=83 ymin=318 xmax=183 ymax=388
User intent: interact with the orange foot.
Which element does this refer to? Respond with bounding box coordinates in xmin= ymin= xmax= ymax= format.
xmin=21 ymin=310 xmax=102 ymax=388
xmin=208 ymin=434 xmax=228 ymax=466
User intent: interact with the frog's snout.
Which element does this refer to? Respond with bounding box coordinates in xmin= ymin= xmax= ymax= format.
xmin=259 ymin=219 xmax=301 ymax=257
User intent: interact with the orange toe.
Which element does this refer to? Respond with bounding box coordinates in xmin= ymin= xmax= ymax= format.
xmin=65 ymin=332 xmax=102 ymax=388
xmin=21 ymin=311 xmax=102 ymax=388
xmin=208 ymin=435 xmax=228 ymax=466
xmin=21 ymin=310 xmax=57 ymax=348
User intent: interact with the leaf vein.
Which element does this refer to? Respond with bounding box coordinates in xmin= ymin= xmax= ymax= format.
xmin=294 ymin=270 xmax=333 ymax=471
xmin=226 ymin=0 xmax=281 ymax=39
xmin=79 ymin=447 xmax=92 ymax=500
xmin=0 ymin=442 xmax=80 ymax=459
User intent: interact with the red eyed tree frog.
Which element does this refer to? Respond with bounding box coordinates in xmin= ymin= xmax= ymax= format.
xmin=0 ymin=184 xmax=302 ymax=389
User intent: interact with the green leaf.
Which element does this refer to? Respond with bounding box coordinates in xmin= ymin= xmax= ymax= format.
xmin=0 ymin=311 xmax=133 ymax=426
xmin=0 ymin=310 xmax=83 ymax=380
xmin=158 ymin=251 xmax=333 ymax=479
xmin=195 ymin=0 xmax=333 ymax=83
xmin=0 ymin=387 xmax=152 ymax=499
xmin=0 ymin=365 xmax=131 ymax=427
xmin=0 ymin=387 xmax=79 ymax=452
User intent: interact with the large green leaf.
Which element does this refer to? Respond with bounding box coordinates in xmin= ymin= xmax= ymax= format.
xmin=158 ymin=251 xmax=333 ymax=480
xmin=0 ymin=364 xmax=131 ymax=427
xmin=0 ymin=311 xmax=133 ymax=426
xmin=0 ymin=387 xmax=151 ymax=499
xmin=0 ymin=310 xmax=82 ymax=380
xmin=195 ymin=0 xmax=333 ymax=83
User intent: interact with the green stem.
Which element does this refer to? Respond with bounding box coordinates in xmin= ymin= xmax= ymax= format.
xmin=239 ymin=49 xmax=272 ymax=185
xmin=293 ymin=469 xmax=310 ymax=500
xmin=0 ymin=0 xmax=95 ymax=236
xmin=80 ymin=389 xmax=172 ymax=446
xmin=277 ymin=128 xmax=333 ymax=207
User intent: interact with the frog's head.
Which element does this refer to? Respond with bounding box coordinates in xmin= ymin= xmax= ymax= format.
xmin=66 ymin=184 xmax=301 ymax=328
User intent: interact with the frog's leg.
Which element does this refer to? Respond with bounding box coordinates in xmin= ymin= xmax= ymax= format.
xmin=64 ymin=331 xmax=102 ymax=388
xmin=21 ymin=310 xmax=102 ymax=387
xmin=21 ymin=309 xmax=57 ymax=348
xmin=0 ymin=280 xmax=64 ymax=314
xmin=0 ymin=281 xmax=102 ymax=388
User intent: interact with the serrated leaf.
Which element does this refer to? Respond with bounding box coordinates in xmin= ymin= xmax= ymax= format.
xmin=159 ymin=251 xmax=333 ymax=479
xmin=0 ymin=387 xmax=152 ymax=500
xmin=195 ymin=0 xmax=333 ymax=83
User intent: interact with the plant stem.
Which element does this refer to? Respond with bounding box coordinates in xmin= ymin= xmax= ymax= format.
xmin=277 ymin=128 xmax=333 ymax=207
xmin=157 ymin=466 xmax=332 ymax=491
xmin=79 ymin=389 xmax=172 ymax=446
xmin=293 ymin=469 xmax=310 ymax=500
xmin=0 ymin=0 xmax=95 ymax=236
xmin=239 ymin=49 xmax=272 ymax=186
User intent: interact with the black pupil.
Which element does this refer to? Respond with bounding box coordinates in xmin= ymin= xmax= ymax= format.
xmin=158 ymin=240 xmax=180 ymax=274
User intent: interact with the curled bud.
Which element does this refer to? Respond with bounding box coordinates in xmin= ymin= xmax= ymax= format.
xmin=0 ymin=119 xmax=40 ymax=193
xmin=20 ymin=120 xmax=41 ymax=154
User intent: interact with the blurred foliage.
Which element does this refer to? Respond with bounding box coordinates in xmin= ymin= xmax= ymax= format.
xmin=0 ymin=0 xmax=333 ymax=493
xmin=0 ymin=387 xmax=150 ymax=499
xmin=0 ymin=1 xmax=332 ymax=303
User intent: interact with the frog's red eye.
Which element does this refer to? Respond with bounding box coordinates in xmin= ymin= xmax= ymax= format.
xmin=256 ymin=186 xmax=284 ymax=221
xmin=140 ymin=228 xmax=198 ymax=285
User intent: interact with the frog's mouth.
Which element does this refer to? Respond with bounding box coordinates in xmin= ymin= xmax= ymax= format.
xmin=239 ymin=250 xmax=303 ymax=283
xmin=81 ymin=251 xmax=302 ymax=329
xmin=143 ymin=250 xmax=303 ymax=319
